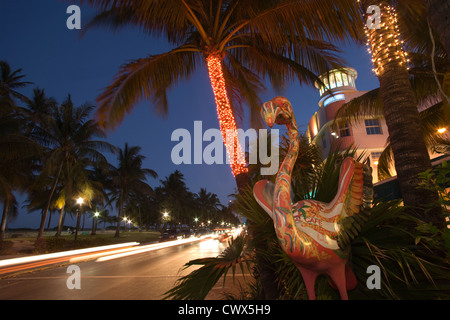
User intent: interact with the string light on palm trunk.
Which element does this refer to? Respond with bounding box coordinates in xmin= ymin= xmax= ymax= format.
xmin=206 ymin=54 xmax=248 ymax=177
xmin=364 ymin=3 xmax=409 ymax=76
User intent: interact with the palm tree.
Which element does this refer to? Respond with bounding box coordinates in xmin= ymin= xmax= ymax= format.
xmin=0 ymin=61 xmax=32 ymax=103
xmin=0 ymin=62 xmax=38 ymax=241
xmin=157 ymin=170 xmax=195 ymax=225
xmin=110 ymin=143 xmax=157 ymax=237
xmin=424 ymin=0 xmax=450 ymax=56
xmin=32 ymin=95 xmax=115 ymax=241
xmin=334 ymin=23 xmax=449 ymax=180
xmin=195 ymin=187 xmax=221 ymax=223
xmin=361 ymin=0 xmax=445 ymax=227
xmin=78 ymin=0 xmax=364 ymax=190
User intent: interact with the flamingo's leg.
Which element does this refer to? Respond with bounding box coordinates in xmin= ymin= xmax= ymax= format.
xmin=328 ymin=264 xmax=349 ymax=300
xmin=297 ymin=266 xmax=318 ymax=300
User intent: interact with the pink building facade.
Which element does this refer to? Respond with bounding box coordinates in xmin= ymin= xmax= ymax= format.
xmin=305 ymin=67 xmax=390 ymax=183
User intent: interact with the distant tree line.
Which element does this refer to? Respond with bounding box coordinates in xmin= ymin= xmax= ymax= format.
xmin=0 ymin=61 xmax=239 ymax=243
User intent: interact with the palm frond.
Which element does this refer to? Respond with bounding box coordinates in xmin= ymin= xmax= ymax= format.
xmin=163 ymin=233 xmax=251 ymax=300
xmin=95 ymin=45 xmax=201 ymax=129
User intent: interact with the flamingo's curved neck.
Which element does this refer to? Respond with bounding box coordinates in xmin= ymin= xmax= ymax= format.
xmin=273 ymin=114 xmax=299 ymax=230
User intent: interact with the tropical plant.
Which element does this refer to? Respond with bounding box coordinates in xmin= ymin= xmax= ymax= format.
xmin=335 ymin=1 xmax=449 ymax=181
xmin=165 ymin=145 xmax=450 ymax=300
xmin=109 ymin=143 xmax=157 ymax=237
xmin=0 ymin=62 xmax=38 ymax=241
xmin=195 ymin=187 xmax=222 ymax=223
xmin=77 ymin=0 xmax=365 ymax=192
xmin=0 ymin=61 xmax=32 ymax=103
xmin=359 ymin=0 xmax=447 ymax=228
xmin=424 ymin=0 xmax=450 ymax=57
xmin=164 ymin=232 xmax=252 ymax=300
xmin=156 ymin=170 xmax=197 ymax=225
xmin=31 ymin=94 xmax=115 ymax=241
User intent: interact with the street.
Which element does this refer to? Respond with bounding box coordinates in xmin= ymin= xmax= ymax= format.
xmin=0 ymin=238 xmax=249 ymax=300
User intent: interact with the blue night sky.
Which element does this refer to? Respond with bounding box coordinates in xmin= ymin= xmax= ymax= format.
xmin=0 ymin=1 xmax=379 ymax=228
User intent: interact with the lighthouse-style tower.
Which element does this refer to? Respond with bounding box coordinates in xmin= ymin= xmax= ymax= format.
xmin=305 ymin=67 xmax=389 ymax=183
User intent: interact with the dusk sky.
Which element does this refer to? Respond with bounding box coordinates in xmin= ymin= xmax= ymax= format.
xmin=1 ymin=1 xmax=379 ymax=228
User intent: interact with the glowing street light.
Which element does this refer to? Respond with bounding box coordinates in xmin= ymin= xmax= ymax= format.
xmin=91 ymin=211 xmax=100 ymax=236
xmin=437 ymin=128 xmax=447 ymax=134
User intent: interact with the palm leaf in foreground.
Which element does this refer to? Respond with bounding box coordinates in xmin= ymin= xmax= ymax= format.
xmin=163 ymin=233 xmax=251 ymax=300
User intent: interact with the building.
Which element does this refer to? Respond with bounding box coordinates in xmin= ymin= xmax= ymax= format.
xmin=305 ymin=67 xmax=389 ymax=183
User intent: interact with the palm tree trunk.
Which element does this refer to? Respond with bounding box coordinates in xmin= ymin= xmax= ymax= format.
xmin=56 ymin=205 xmax=65 ymax=237
xmin=46 ymin=211 xmax=52 ymax=230
xmin=114 ymin=194 xmax=123 ymax=238
xmin=36 ymin=160 xmax=64 ymax=241
xmin=206 ymin=53 xmax=280 ymax=298
xmin=365 ymin=1 xmax=444 ymax=228
xmin=206 ymin=54 xmax=248 ymax=178
xmin=0 ymin=199 xmax=10 ymax=242
xmin=425 ymin=0 xmax=450 ymax=56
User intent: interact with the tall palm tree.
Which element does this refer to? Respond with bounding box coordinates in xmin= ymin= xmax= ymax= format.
xmin=33 ymin=95 xmax=115 ymax=241
xmin=110 ymin=143 xmax=157 ymax=237
xmin=334 ymin=22 xmax=449 ymax=180
xmin=77 ymin=0 xmax=364 ymax=190
xmin=195 ymin=187 xmax=221 ymax=223
xmin=361 ymin=0 xmax=445 ymax=227
xmin=157 ymin=170 xmax=194 ymax=225
xmin=0 ymin=62 xmax=38 ymax=241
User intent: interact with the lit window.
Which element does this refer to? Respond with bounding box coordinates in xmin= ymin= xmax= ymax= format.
xmin=365 ymin=119 xmax=382 ymax=135
xmin=331 ymin=121 xmax=351 ymax=138
xmin=335 ymin=72 xmax=343 ymax=87
xmin=329 ymin=73 xmax=336 ymax=89
xmin=342 ymin=73 xmax=349 ymax=86
xmin=371 ymin=152 xmax=382 ymax=165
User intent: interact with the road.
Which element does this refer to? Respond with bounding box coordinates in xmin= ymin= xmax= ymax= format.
xmin=0 ymin=238 xmax=248 ymax=300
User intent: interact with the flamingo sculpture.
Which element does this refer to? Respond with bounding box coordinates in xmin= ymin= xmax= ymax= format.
xmin=253 ymin=96 xmax=373 ymax=300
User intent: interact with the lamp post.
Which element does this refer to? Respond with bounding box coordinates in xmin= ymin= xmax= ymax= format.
xmin=91 ymin=211 xmax=100 ymax=235
xmin=74 ymin=197 xmax=84 ymax=240
xmin=123 ymin=216 xmax=127 ymax=232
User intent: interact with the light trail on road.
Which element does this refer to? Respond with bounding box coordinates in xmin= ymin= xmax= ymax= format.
xmin=0 ymin=235 xmax=219 ymax=275
xmin=0 ymin=242 xmax=139 ymax=268
xmin=95 ymin=235 xmax=214 ymax=262
xmin=0 ymin=242 xmax=140 ymax=275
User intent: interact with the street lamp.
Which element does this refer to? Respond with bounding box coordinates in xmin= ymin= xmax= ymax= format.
xmin=91 ymin=211 xmax=100 ymax=236
xmin=74 ymin=197 xmax=84 ymax=240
